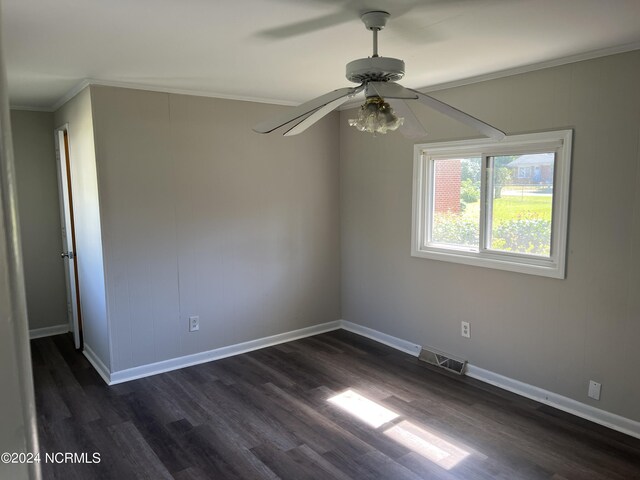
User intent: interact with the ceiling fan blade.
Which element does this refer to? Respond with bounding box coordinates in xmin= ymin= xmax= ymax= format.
xmin=257 ymin=11 xmax=351 ymax=39
xmin=253 ymin=86 xmax=362 ymax=134
xmin=284 ymin=95 xmax=353 ymax=136
xmin=388 ymin=99 xmax=428 ymax=139
xmin=406 ymin=88 xmax=505 ymax=140
xmin=368 ymin=82 xmax=419 ymax=99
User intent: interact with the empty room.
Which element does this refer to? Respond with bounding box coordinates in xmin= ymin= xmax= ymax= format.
xmin=1 ymin=0 xmax=640 ymax=479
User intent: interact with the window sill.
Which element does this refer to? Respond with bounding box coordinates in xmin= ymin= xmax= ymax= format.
xmin=411 ymin=246 xmax=565 ymax=279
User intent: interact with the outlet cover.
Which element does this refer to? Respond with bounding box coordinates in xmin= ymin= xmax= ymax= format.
xmin=588 ymin=380 xmax=601 ymax=400
xmin=189 ymin=315 xmax=200 ymax=332
xmin=461 ymin=321 xmax=470 ymax=338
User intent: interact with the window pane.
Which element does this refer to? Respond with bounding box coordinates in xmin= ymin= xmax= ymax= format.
xmin=430 ymin=157 xmax=481 ymax=249
xmin=489 ymin=153 xmax=554 ymax=256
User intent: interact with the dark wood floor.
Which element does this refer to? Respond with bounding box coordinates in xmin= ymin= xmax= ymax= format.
xmin=31 ymin=330 xmax=640 ymax=480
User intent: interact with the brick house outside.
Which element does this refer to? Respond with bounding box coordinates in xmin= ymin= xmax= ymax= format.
xmin=506 ymin=152 xmax=554 ymax=185
xmin=434 ymin=159 xmax=462 ymax=214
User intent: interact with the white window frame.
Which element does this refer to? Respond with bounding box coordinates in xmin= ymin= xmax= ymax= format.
xmin=411 ymin=130 xmax=572 ymax=279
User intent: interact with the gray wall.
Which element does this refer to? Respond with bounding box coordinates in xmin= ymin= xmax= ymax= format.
xmin=54 ymin=88 xmax=110 ymax=369
xmin=10 ymin=110 xmax=67 ymax=331
xmin=340 ymin=50 xmax=640 ymax=422
xmin=89 ymin=86 xmax=341 ymax=372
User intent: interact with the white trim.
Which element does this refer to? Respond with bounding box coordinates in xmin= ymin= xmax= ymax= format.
xmin=77 ymin=314 xmax=640 ymax=439
xmin=17 ymin=41 xmax=640 ymax=113
xmin=339 ymin=41 xmax=640 ymax=110
xmin=411 ymin=130 xmax=572 ymax=279
xmin=339 ymin=320 xmax=422 ymax=357
xmin=10 ymin=105 xmax=55 ymax=113
xmin=82 ymin=343 xmax=111 ymax=386
xmin=340 ymin=321 xmax=640 ymax=440
xmin=418 ymin=41 xmax=640 ymax=94
xmin=50 ymin=80 xmax=91 ymax=112
xmin=466 ymin=365 xmax=640 ymax=440
xmin=50 ymin=78 xmax=299 ymax=112
xmin=29 ymin=324 xmax=69 ymax=339
xmin=108 ymin=320 xmax=342 ymax=385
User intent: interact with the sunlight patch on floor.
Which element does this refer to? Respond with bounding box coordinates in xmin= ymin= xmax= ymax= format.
xmin=327 ymin=389 xmax=399 ymax=428
xmin=327 ymin=388 xmax=475 ymax=470
xmin=384 ymin=420 xmax=470 ymax=470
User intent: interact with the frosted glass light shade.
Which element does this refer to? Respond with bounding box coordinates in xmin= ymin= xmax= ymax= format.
xmin=348 ymin=96 xmax=404 ymax=135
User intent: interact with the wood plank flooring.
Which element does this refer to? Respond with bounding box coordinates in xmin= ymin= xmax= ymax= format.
xmin=31 ymin=330 xmax=640 ymax=479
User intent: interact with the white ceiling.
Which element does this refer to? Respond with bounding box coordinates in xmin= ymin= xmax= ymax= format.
xmin=4 ymin=0 xmax=640 ymax=110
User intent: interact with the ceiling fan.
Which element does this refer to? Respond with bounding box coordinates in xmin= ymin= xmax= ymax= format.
xmin=253 ymin=10 xmax=505 ymax=140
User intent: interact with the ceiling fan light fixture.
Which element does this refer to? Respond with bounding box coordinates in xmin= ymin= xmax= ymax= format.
xmin=253 ymin=10 xmax=505 ymax=140
xmin=348 ymin=96 xmax=404 ymax=135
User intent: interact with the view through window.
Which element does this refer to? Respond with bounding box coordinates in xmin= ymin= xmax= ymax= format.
xmin=431 ymin=154 xmax=554 ymax=256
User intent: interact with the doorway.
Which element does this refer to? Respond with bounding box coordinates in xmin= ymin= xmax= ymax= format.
xmin=54 ymin=125 xmax=83 ymax=350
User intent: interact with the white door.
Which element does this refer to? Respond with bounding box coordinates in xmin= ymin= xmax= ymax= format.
xmin=55 ymin=126 xmax=82 ymax=349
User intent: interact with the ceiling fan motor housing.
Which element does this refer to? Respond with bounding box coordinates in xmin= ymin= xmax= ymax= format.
xmin=346 ymin=57 xmax=405 ymax=84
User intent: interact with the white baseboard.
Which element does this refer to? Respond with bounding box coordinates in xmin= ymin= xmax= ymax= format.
xmin=83 ymin=343 xmax=111 ymax=385
xmin=108 ymin=320 xmax=342 ymax=385
xmin=340 ymin=320 xmax=422 ymax=357
xmin=465 ymin=365 xmax=640 ymax=440
xmin=29 ymin=324 xmax=69 ymax=339
xmin=81 ymin=316 xmax=640 ymax=439
xmin=340 ymin=320 xmax=640 ymax=440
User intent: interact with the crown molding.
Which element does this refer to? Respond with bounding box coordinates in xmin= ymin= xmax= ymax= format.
xmin=9 ymin=105 xmax=55 ymax=113
xmin=338 ymin=41 xmax=640 ymax=110
xmin=26 ymin=40 xmax=640 ymax=113
xmin=50 ymin=79 xmax=92 ymax=111
xmin=50 ymin=78 xmax=300 ymax=112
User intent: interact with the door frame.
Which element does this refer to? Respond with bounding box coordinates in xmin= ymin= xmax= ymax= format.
xmin=54 ymin=124 xmax=83 ymax=350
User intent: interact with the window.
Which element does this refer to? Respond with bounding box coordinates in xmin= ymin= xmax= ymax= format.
xmin=411 ymin=130 xmax=572 ymax=278
xmin=517 ymin=166 xmax=531 ymax=178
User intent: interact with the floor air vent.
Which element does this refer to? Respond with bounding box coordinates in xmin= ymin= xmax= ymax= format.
xmin=419 ymin=347 xmax=467 ymax=375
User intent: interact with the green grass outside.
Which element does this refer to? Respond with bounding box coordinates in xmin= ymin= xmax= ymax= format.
xmin=462 ymin=195 xmax=552 ymax=224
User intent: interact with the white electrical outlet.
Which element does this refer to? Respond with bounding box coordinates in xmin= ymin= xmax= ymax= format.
xmin=189 ymin=315 xmax=200 ymax=332
xmin=461 ymin=321 xmax=470 ymax=338
xmin=588 ymin=380 xmax=601 ymax=400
